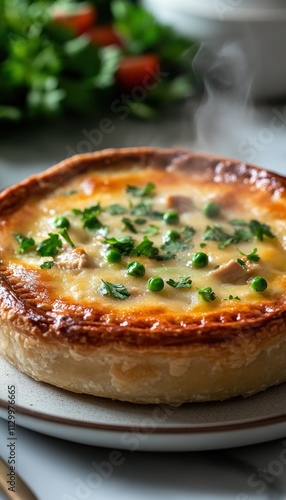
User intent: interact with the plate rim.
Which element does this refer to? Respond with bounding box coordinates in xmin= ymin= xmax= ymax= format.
xmin=1 ymin=396 xmax=286 ymax=435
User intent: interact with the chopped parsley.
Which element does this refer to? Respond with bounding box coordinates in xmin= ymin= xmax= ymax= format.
xmin=59 ymin=228 xmax=75 ymax=247
xmin=122 ymin=217 xmax=137 ymax=234
xmin=40 ymin=261 xmax=55 ymax=269
xmin=229 ymin=295 xmax=241 ymax=300
xmin=203 ymin=224 xmax=252 ymax=249
xmin=54 ymin=216 xmax=70 ymax=229
xmin=98 ymin=279 xmax=130 ymax=300
xmin=130 ymin=199 xmax=153 ymax=216
xmin=237 ymin=247 xmax=260 ymax=262
xmin=105 ymin=236 xmax=135 ymax=256
xmin=237 ymin=258 xmax=246 ymax=267
xmin=166 ymin=277 xmax=192 ymax=288
xmin=197 ymin=286 xmax=217 ymax=303
xmin=134 ymin=218 xmax=147 ymax=225
xmin=142 ymin=225 xmax=160 ymax=236
xmin=126 ymin=182 xmax=155 ymax=197
xmin=36 ymin=233 xmax=62 ymax=257
xmin=161 ymin=225 xmax=196 ymax=253
xmin=131 ymin=236 xmax=158 ymax=258
xmin=249 ymin=220 xmax=275 ymax=241
xmin=107 ymin=204 xmax=127 ymax=215
xmin=203 ymin=218 xmax=275 ymax=249
xmin=72 ymin=204 xmax=104 ymax=231
xmin=14 ymin=234 xmax=35 ymax=254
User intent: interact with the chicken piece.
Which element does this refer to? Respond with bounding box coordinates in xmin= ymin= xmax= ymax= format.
xmin=210 ymin=259 xmax=246 ymax=284
xmin=56 ymin=247 xmax=88 ymax=270
xmin=166 ymin=195 xmax=193 ymax=214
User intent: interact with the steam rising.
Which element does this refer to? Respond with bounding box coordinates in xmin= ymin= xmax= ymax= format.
xmin=192 ymin=40 xmax=254 ymax=156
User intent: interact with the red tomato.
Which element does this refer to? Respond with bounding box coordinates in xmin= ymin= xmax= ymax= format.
xmin=87 ymin=26 xmax=122 ymax=47
xmin=52 ymin=3 xmax=97 ymax=36
xmin=116 ymin=54 xmax=160 ymax=91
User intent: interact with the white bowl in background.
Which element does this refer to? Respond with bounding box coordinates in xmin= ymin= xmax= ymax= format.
xmin=141 ymin=0 xmax=286 ymax=100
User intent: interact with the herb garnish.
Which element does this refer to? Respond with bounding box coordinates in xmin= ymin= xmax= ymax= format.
xmin=98 ymin=279 xmax=130 ymax=300
xmin=161 ymin=225 xmax=196 ymax=253
xmin=203 ymin=224 xmax=252 ymax=249
xmin=166 ymin=277 xmax=192 ymax=288
xmin=126 ymin=183 xmax=155 ymax=197
xmin=40 ymin=261 xmax=55 ymax=269
xmin=229 ymin=295 xmax=241 ymax=300
xmin=237 ymin=247 xmax=260 ymax=262
xmin=131 ymin=236 xmax=158 ymax=258
xmin=36 ymin=233 xmax=62 ymax=257
xmin=142 ymin=225 xmax=160 ymax=236
xmin=14 ymin=234 xmax=35 ymax=254
xmin=197 ymin=286 xmax=217 ymax=303
xmin=105 ymin=236 xmax=135 ymax=256
xmin=130 ymin=199 xmax=153 ymax=217
xmin=72 ymin=204 xmax=104 ymax=231
xmin=58 ymin=228 xmax=75 ymax=247
xmin=107 ymin=204 xmax=127 ymax=215
xmin=122 ymin=217 xmax=137 ymax=234
xmin=249 ymin=220 xmax=275 ymax=241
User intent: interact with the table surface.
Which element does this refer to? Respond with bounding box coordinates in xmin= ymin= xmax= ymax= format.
xmin=1 ymin=98 xmax=286 ymax=500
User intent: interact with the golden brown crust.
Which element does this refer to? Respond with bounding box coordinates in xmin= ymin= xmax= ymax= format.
xmin=0 ymin=147 xmax=286 ymax=404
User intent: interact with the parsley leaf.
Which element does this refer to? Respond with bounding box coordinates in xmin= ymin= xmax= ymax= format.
xmin=131 ymin=236 xmax=158 ymax=258
xmin=249 ymin=220 xmax=276 ymax=241
xmin=126 ymin=183 xmax=155 ymax=197
xmin=59 ymin=228 xmax=75 ymax=247
xmin=36 ymin=233 xmax=62 ymax=257
xmin=197 ymin=286 xmax=217 ymax=303
xmin=14 ymin=234 xmax=35 ymax=254
xmin=107 ymin=204 xmax=127 ymax=215
xmin=105 ymin=236 xmax=134 ymax=256
xmin=166 ymin=276 xmax=192 ymax=288
xmin=203 ymin=224 xmax=252 ymax=249
xmin=40 ymin=261 xmax=55 ymax=269
xmin=229 ymin=295 xmax=241 ymax=300
xmin=98 ymin=279 xmax=130 ymax=300
xmin=142 ymin=224 xmax=160 ymax=236
xmin=237 ymin=258 xmax=246 ymax=267
xmin=130 ymin=199 xmax=153 ymax=216
xmin=122 ymin=217 xmax=137 ymax=233
xmin=238 ymin=247 xmax=260 ymax=262
xmin=72 ymin=204 xmax=104 ymax=231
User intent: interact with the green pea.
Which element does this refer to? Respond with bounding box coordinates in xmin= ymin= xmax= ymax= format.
xmin=251 ymin=276 xmax=268 ymax=292
xmin=126 ymin=261 xmax=145 ymax=277
xmin=54 ymin=216 xmax=70 ymax=229
xmin=163 ymin=211 xmax=179 ymax=225
xmin=106 ymin=249 xmax=122 ymax=263
xmin=192 ymin=252 xmax=209 ymax=268
xmin=148 ymin=276 xmax=164 ymax=292
xmin=164 ymin=229 xmax=181 ymax=242
xmin=203 ymin=201 xmax=221 ymax=218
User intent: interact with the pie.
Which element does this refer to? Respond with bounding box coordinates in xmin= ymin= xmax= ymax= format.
xmin=0 ymin=147 xmax=285 ymax=405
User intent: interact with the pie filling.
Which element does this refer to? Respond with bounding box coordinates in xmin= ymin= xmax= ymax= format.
xmin=2 ymin=162 xmax=285 ymax=328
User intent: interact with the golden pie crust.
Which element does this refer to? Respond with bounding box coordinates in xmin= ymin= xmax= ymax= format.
xmin=0 ymin=147 xmax=285 ymax=405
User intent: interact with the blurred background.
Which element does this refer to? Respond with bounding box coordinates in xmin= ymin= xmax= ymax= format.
xmin=1 ymin=0 xmax=286 ymax=184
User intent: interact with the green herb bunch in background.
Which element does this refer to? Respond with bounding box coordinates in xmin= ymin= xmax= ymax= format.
xmin=0 ymin=0 xmax=198 ymax=124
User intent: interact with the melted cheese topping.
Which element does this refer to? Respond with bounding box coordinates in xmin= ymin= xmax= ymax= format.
xmin=2 ymin=163 xmax=286 ymax=322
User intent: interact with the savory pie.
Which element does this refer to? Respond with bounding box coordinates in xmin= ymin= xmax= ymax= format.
xmin=0 ymin=147 xmax=285 ymax=405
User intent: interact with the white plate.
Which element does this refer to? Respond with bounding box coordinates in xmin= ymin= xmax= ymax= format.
xmin=1 ymin=355 xmax=286 ymax=451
